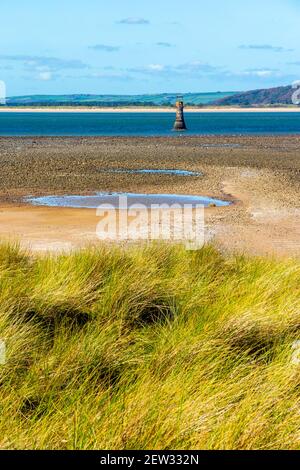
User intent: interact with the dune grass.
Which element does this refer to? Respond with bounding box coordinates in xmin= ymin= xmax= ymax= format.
xmin=0 ymin=241 xmax=299 ymax=449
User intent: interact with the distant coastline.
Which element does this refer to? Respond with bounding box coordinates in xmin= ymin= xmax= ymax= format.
xmin=0 ymin=106 xmax=300 ymax=113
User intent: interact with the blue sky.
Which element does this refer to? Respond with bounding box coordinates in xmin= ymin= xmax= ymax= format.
xmin=1 ymin=0 xmax=299 ymax=96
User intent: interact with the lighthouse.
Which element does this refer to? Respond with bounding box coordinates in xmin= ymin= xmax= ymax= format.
xmin=173 ymin=97 xmax=187 ymax=131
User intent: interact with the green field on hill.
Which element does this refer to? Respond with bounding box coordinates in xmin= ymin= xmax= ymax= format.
xmin=5 ymin=92 xmax=237 ymax=107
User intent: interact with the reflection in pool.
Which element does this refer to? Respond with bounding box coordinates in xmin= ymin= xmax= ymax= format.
xmin=26 ymin=193 xmax=231 ymax=209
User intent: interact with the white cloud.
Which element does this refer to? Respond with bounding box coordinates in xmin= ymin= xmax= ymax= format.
xmin=117 ymin=17 xmax=149 ymax=25
xmin=0 ymin=55 xmax=88 ymax=70
xmin=255 ymin=70 xmax=273 ymax=77
xmin=38 ymin=71 xmax=52 ymax=81
xmin=239 ymin=44 xmax=293 ymax=53
xmin=243 ymin=69 xmax=277 ymax=77
xmin=147 ymin=64 xmax=165 ymax=71
xmin=89 ymin=44 xmax=120 ymax=52
xmin=128 ymin=61 xmax=222 ymax=76
xmin=156 ymin=42 xmax=174 ymax=48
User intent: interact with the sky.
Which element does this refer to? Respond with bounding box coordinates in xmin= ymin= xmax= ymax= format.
xmin=0 ymin=0 xmax=299 ymax=96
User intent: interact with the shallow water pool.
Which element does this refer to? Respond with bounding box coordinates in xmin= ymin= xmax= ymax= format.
xmin=26 ymin=192 xmax=231 ymax=209
xmin=99 ymin=169 xmax=202 ymax=176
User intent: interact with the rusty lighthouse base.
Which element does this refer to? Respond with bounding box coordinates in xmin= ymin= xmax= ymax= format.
xmin=173 ymin=98 xmax=187 ymax=131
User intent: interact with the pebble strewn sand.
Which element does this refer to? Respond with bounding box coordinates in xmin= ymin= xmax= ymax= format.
xmin=0 ymin=135 xmax=299 ymax=256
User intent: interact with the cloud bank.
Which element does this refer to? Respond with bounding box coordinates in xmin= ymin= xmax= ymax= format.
xmin=117 ymin=17 xmax=149 ymax=25
xmin=89 ymin=44 xmax=120 ymax=52
xmin=239 ymin=44 xmax=293 ymax=52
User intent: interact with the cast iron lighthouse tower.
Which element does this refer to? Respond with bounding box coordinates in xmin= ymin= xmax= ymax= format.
xmin=173 ymin=96 xmax=187 ymax=131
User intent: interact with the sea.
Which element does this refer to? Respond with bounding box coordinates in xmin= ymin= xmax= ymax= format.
xmin=0 ymin=111 xmax=300 ymax=136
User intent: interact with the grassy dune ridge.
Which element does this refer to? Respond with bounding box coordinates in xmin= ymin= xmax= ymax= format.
xmin=0 ymin=242 xmax=299 ymax=449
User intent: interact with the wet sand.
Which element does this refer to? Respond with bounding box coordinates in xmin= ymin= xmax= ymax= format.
xmin=0 ymin=136 xmax=299 ymax=257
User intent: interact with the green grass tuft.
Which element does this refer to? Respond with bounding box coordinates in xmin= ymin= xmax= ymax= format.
xmin=0 ymin=242 xmax=299 ymax=449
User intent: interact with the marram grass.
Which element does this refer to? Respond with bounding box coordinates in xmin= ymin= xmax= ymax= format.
xmin=0 ymin=241 xmax=299 ymax=449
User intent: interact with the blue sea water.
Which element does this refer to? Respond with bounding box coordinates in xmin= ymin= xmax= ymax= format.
xmin=0 ymin=111 xmax=300 ymax=136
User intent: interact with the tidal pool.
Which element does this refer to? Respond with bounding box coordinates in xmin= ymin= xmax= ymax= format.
xmin=99 ymin=169 xmax=202 ymax=176
xmin=199 ymin=143 xmax=243 ymax=149
xmin=26 ymin=193 xmax=231 ymax=209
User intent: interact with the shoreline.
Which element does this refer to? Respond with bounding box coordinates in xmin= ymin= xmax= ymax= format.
xmin=0 ymin=106 xmax=300 ymax=113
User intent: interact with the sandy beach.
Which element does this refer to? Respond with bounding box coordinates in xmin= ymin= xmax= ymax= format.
xmin=0 ymin=135 xmax=299 ymax=257
xmin=0 ymin=106 xmax=300 ymax=113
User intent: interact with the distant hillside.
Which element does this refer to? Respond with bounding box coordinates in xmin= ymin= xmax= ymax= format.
xmin=5 ymin=87 xmax=296 ymax=107
xmin=5 ymin=91 xmax=237 ymax=107
xmin=213 ymin=85 xmax=295 ymax=106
